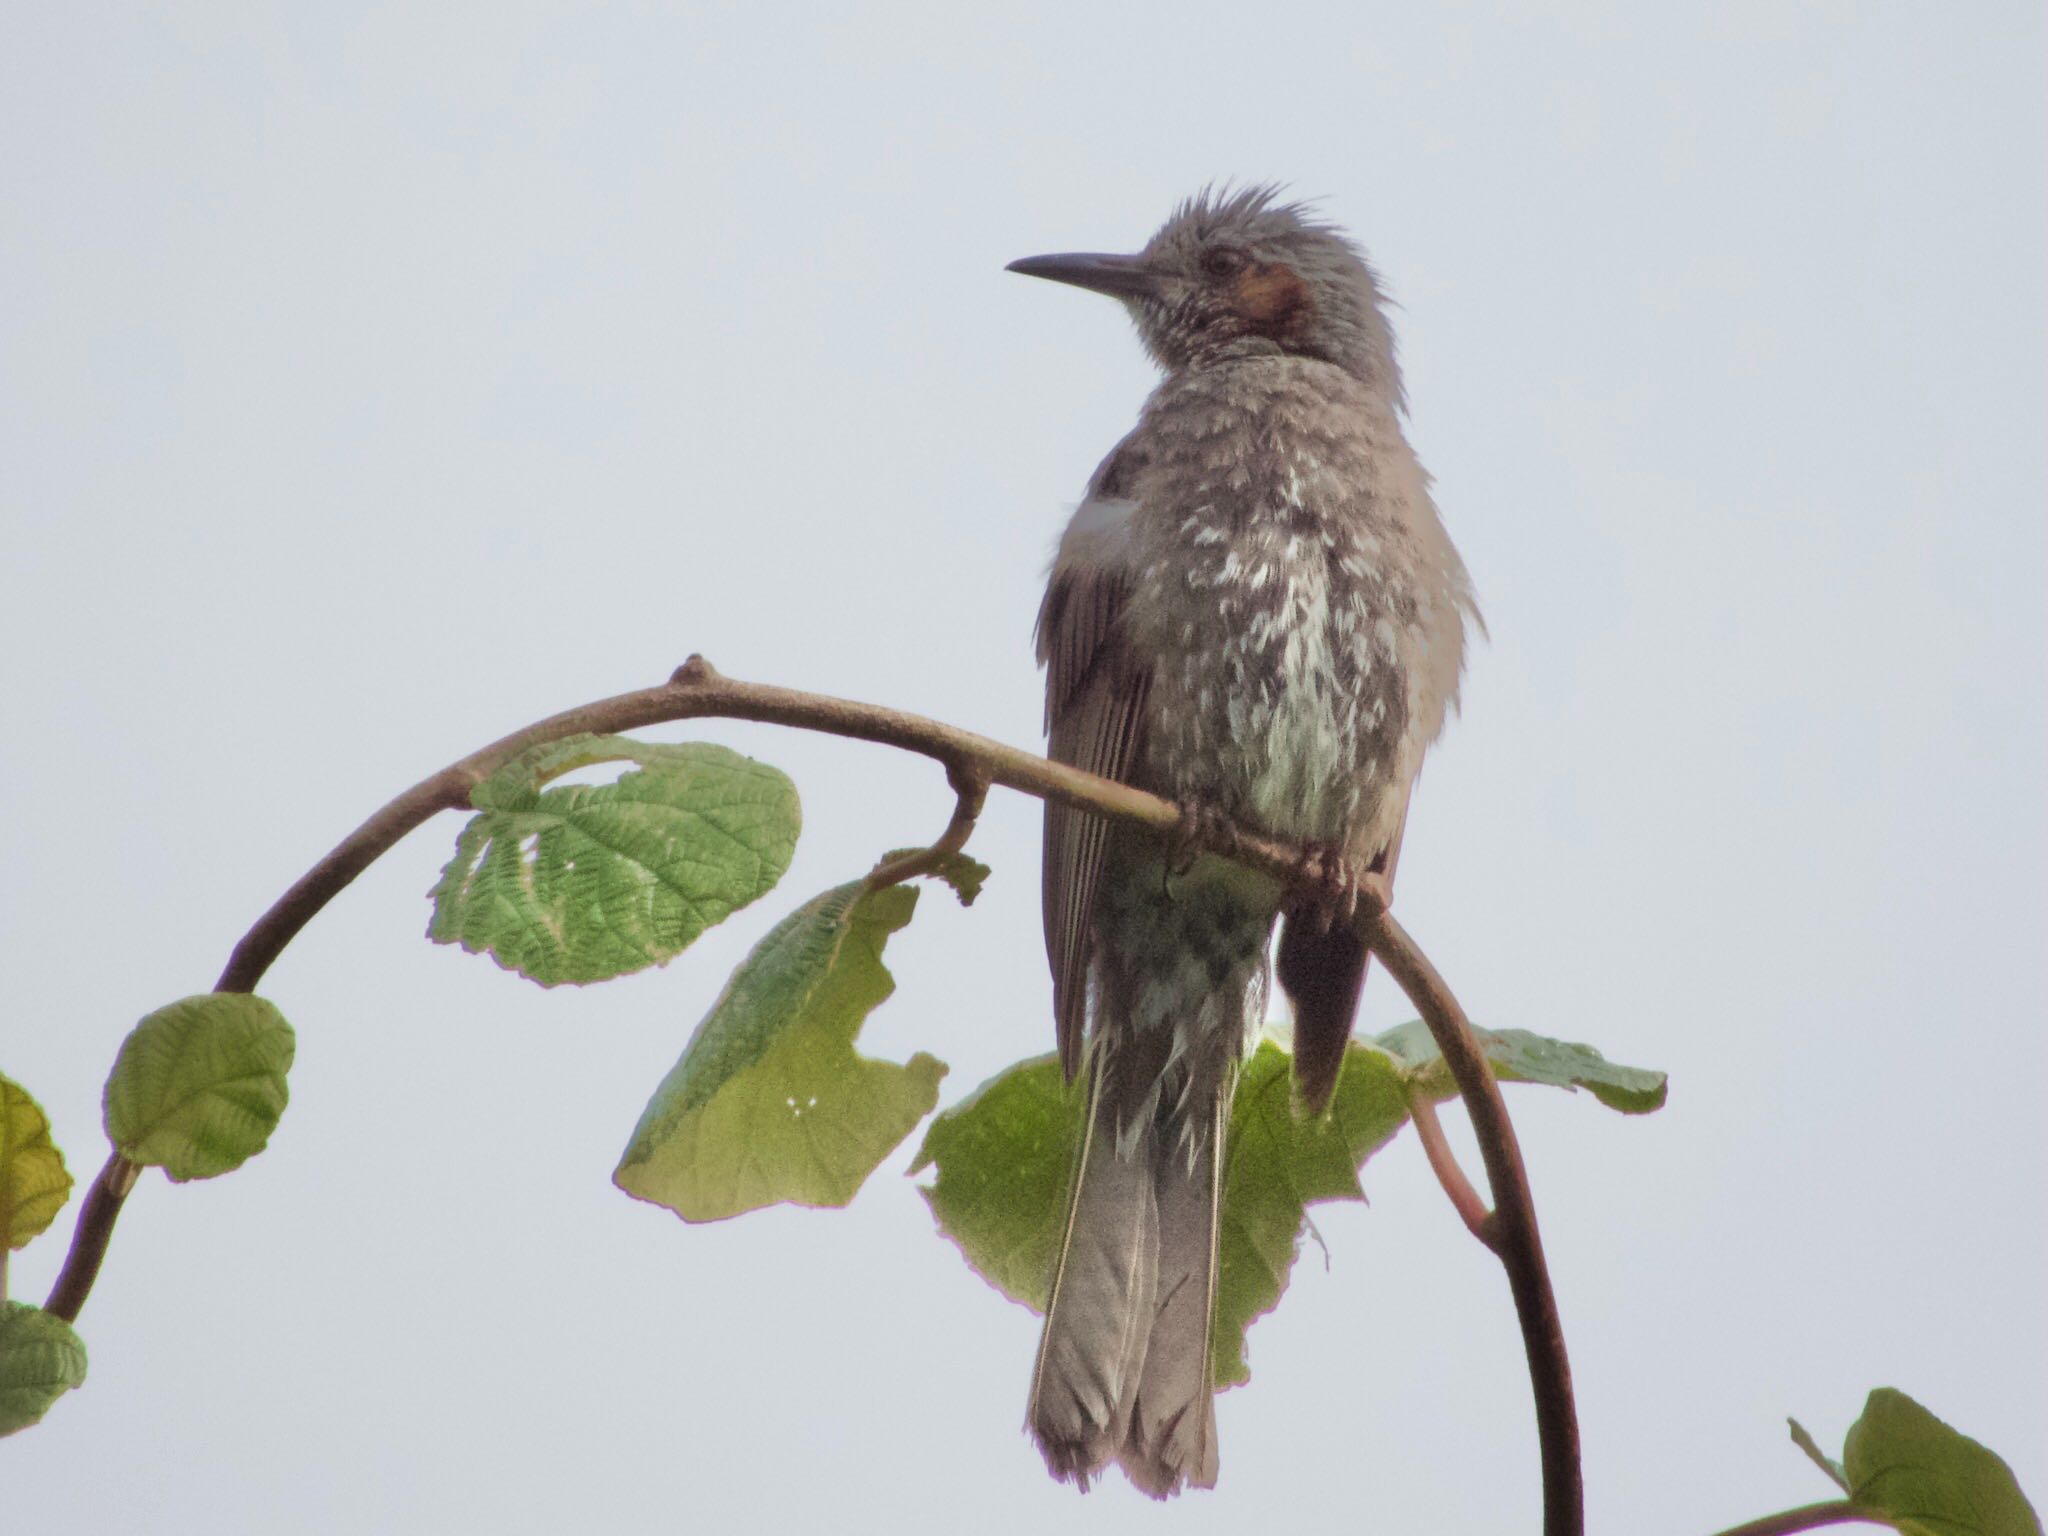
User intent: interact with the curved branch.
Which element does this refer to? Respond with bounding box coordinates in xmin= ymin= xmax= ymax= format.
xmin=42 ymin=1153 xmax=139 ymax=1323
xmin=49 ymin=656 xmax=1577 ymax=1536
xmin=1407 ymin=1088 xmax=1496 ymax=1249
xmin=1370 ymin=907 xmax=1582 ymax=1536
xmin=53 ymin=657 xmax=1324 ymax=1326
xmin=865 ymin=762 xmax=989 ymax=892
xmin=213 ymin=655 xmax=1325 ymax=996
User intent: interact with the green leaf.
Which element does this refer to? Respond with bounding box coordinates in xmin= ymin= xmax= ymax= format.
xmin=1 ymin=1075 xmax=72 ymax=1251
xmin=910 ymin=1053 xmax=1076 ymax=1309
xmin=918 ymin=850 xmax=991 ymax=907
xmin=0 ymin=1302 xmax=87 ymax=1436
xmin=1840 ymin=1388 xmax=2041 ymax=1536
xmin=614 ymin=878 xmax=947 ymax=1221
xmin=867 ymin=847 xmax=991 ymax=907
xmin=912 ymin=1034 xmax=1412 ymax=1388
xmin=1789 ymin=1415 xmax=1849 ymax=1492
xmin=103 ymin=995 xmax=294 ymax=1181
xmin=1375 ymin=1020 xmax=1669 ymax=1113
xmin=1211 ymin=1035 xmax=1411 ymax=1386
xmin=429 ymin=736 xmax=800 ymax=986
xmin=917 ymin=1020 xmax=1667 ymax=1393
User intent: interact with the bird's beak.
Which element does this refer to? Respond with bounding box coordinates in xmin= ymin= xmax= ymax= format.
xmin=1005 ymin=251 xmax=1162 ymax=300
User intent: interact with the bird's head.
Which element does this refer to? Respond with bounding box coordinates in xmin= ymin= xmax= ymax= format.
xmin=1008 ymin=186 xmax=1401 ymax=399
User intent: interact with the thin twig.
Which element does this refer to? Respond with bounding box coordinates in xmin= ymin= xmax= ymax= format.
xmin=865 ymin=764 xmax=989 ymax=891
xmin=212 ymin=655 xmax=1329 ymax=998
xmin=43 ymin=1153 xmax=139 ymax=1323
xmin=1703 ymin=1501 xmax=1878 ymax=1536
xmin=1367 ymin=907 xmax=1582 ymax=1536
xmin=1407 ymin=1088 xmax=1497 ymax=1250
xmin=46 ymin=657 xmax=1576 ymax=1536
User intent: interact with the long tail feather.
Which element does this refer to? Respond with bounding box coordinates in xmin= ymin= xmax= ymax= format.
xmin=1028 ymin=1064 xmax=1160 ymax=1487
xmin=1118 ymin=1084 xmax=1227 ymax=1495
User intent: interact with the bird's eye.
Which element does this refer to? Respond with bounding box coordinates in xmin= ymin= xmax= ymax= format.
xmin=1199 ymin=247 xmax=1249 ymax=279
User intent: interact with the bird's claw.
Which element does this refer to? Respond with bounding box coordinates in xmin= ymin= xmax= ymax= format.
xmin=1293 ymin=844 xmax=1386 ymax=931
xmin=1169 ymin=799 xmax=1234 ymax=876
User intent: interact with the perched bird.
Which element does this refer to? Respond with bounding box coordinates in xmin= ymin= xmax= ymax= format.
xmin=1011 ymin=187 xmax=1479 ymax=1497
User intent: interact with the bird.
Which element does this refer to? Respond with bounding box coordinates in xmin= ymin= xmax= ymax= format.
xmin=1010 ymin=187 xmax=1480 ymax=1497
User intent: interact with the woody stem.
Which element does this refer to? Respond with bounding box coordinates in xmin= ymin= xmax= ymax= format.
xmin=44 ymin=654 xmax=1580 ymax=1536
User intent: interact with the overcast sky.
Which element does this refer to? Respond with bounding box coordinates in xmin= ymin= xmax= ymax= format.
xmin=4 ymin=4 xmax=2042 ymax=1532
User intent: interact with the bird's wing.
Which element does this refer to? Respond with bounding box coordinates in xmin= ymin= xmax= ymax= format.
xmin=1037 ymin=438 xmax=1151 ymax=1080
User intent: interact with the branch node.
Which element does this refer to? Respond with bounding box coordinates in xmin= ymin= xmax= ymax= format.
xmin=865 ymin=769 xmax=988 ymax=892
xmin=669 ymin=654 xmax=723 ymax=687
xmin=1408 ymin=1088 xmax=1497 ymax=1247
xmin=943 ymin=760 xmax=990 ymax=820
xmin=108 ymin=1156 xmax=141 ymax=1199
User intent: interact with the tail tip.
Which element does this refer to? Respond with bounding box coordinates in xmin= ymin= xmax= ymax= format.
xmin=1032 ymin=1429 xmax=1107 ymax=1492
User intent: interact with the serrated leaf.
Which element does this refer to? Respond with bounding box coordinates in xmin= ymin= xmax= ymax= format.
xmin=0 ymin=1302 xmax=88 ymax=1436
xmin=871 ymin=847 xmax=992 ymax=907
xmin=1840 ymin=1388 xmax=2041 ymax=1536
xmin=918 ymin=1019 xmax=1666 ymax=1395
xmin=614 ymin=878 xmax=947 ymax=1221
xmin=1 ymin=1075 xmax=72 ymax=1251
xmin=923 ymin=850 xmax=991 ymax=907
xmin=1212 ymin=1035 xmax=1411 ymax=1386
xmin=911 ymin=1053 xmax=1076 ymax=1309
xmin=1376 ymin=1020 xmax=1668 ymax=1113
xmin=1789 ymin=1415 xmax=1849 ymax=1492
xmin=103 ymin=995 xmax=294 ymax=1181
xmin=913 ymin=1034 xmax=1411 ymax=1388
xmin=429 ymin=736 xmax=799 ymax=986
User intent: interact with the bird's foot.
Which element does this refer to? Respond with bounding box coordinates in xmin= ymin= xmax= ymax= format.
xmin=1291 ymin=843 xmax=1388 ymax=931
xmin=1168 ymin=798 xmax=1235 ymax=876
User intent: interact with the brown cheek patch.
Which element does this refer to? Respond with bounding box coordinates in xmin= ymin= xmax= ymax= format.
xmin=1234 ymin=263 xmax=1310 ymax=331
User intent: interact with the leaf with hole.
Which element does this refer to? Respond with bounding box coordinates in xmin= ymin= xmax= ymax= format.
xmin=614 ymin=876 xmax=948 ymax=1221
xmin=429 ymin=736 xmax=800 ymax=986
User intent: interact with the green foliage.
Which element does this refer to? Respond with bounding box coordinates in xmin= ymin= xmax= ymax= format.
xmin=613 ymin=874 xmax=950 ymax=1222
xmin=914 ymin=1022 xmax=1666 ymax=1388
xmin=1 ymin=1075 xmax=71 ymax=1252
xmin=907 ymin=849 xmax=990 ymax=907
xmin=1212 ymin=1036 xmax=1412 ymax=1386
xmin=908 ymin=1054 xmax=1072 ymax=1308
xmin=0 ymin=1302 xmax=87 ymax=1437
xmin=31 ymin=713 xmax=2039 ymax=1525
xmin=103 ymin=995 xmax=294 ymax=1181
xmin=430 ymin=736 xmax=799 ymax=986
xmin=1826 ymin=1389 xmax=2039 ymax=1536
xmin=1375 ymin=1020 xmax=1669 ymax=1113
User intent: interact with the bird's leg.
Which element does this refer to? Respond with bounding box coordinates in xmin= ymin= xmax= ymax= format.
xmin=1292 ymin=842 xmax=1355 ymax=931
xmin=1167 ymin=798 xmax=1235 ymax=877
xmin=1290 ymin=843 xmax=1390 ymax=931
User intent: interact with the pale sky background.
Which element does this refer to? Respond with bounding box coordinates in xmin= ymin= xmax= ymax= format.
xmin=3 ymin=5 xmax=2043 ymax=1533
